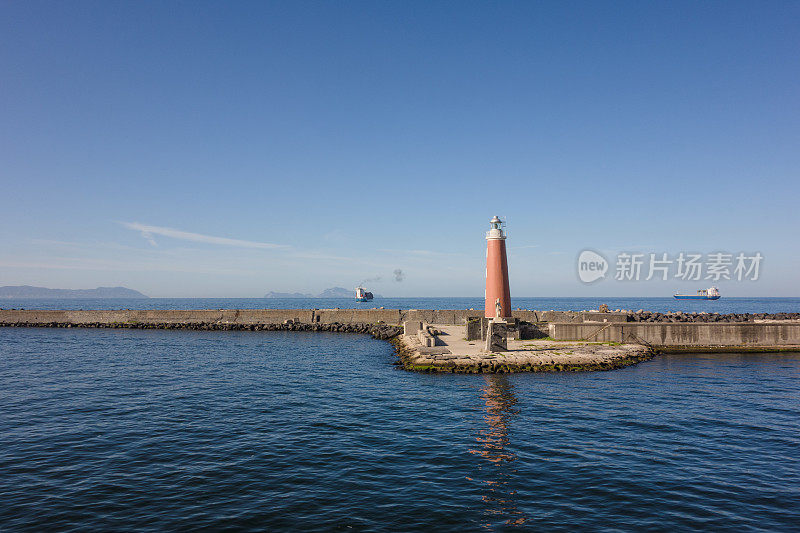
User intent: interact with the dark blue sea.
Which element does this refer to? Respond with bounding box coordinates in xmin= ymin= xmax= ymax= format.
xmin=2 ymin=296 xmax=800 ymax=314
xmin=2 ymin=298 xmax=800 ymax=530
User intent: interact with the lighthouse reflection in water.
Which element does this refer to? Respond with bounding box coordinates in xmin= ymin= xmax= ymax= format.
xmin=468 ymin=375 xmax=527 ymax=527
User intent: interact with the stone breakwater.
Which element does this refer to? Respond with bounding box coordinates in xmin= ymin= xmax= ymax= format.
xmin=0 ymin=320 xmax=402 ymax=340
xmin=3 ymin=308 xmax=799 ymax=374
xmin=625 ymin=311 xmax=800 ymax=322
xmin=3 ymin=308 xmax=797 ymax=327
xmin=549 ymin=321 xmax=800 ymax=349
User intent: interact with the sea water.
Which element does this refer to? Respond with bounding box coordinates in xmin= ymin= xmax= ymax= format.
xmin=1 ymin=326 xmax=798 ymax=530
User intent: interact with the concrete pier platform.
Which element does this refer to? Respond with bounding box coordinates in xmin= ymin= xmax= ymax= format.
xmin=395 ymin=325 xmax=652 ymax=373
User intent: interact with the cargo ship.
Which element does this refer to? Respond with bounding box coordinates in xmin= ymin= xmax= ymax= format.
xmin=674 ymin=287 xmax=720 ymax=300
xmin=355 ymin=286 xmax=373 ymax=302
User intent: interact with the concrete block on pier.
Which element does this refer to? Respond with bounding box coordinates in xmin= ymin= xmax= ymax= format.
xmin=417 ymin=329 xmax=436 ymax=347
xmin=404 ymin=321 xmax=423 ymax=336
xmin=484 ymin=320 xmax=508 ymax=352
xmin=466 ymin=317 xmax=482 ymax=341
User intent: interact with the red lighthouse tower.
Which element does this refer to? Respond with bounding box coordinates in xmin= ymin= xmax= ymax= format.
xmin=485 ymin=216 xmax=511 ymax=318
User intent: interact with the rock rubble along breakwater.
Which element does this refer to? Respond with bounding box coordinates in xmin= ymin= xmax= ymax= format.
xmin=0 ymin=319 xmax=402 ymax=341
xmin=624 ymin=311 xmax=800 ymax=322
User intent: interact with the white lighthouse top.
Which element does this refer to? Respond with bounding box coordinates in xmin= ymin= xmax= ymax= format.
xmin=486 ymin=215 xmax=506 ymax=240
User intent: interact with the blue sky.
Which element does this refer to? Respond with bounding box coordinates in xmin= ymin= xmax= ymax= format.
xmin=1 ymin=1 xmax=798 ymax=297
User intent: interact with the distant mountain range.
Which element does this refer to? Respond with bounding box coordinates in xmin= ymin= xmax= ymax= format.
xmin=263 ymin=291 xmax=315 ymax=298
xmin=264 ymin=287 xmax=381 ymax=298
xmin=318 ymin=287 xmax=355 ymax=298
xmin=0 ymin=286 xmax=149 ymax=299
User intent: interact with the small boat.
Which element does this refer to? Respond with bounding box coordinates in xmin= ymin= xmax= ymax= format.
xmin=674 ymin=287 xmax=720 ymax=300
xmin=355 ymin=286 xmax=373 ymax=302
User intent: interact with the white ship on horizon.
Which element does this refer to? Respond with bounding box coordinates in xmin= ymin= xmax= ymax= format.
xmin=355 ymin=286 xmax=374 ymax=302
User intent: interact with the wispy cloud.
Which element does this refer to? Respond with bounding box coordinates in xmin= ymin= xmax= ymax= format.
xmin=121 ymin=222 xmax=287 ymax=250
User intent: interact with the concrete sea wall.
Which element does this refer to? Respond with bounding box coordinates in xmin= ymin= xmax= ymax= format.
xmin=2 ymin=308 xmax=798 ymax=349
xmin=0 ymin=308 xmax=626 ymax=327
xmin=549 ymin=322 xmax=800 ymax=348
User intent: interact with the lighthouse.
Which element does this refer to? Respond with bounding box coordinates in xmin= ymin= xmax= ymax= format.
xmin=485 ymin=215 xmax=512 ymax=319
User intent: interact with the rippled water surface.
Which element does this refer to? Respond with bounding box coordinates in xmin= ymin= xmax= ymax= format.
xmin=1 ymin=327 xmax=799 ymax=531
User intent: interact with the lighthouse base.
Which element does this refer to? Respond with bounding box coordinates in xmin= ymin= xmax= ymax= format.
xmin=484 ymin=319 xmax=508 ymax=353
